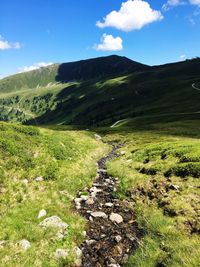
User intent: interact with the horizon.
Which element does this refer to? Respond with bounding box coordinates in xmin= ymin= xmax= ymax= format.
xmin=1 ymin=54 xmax=199 ymax=80
xmin=1 ymin=0 xmax=200 ymax=78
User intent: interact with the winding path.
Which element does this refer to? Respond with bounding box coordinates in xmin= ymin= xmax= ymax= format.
xmin=75 ymin=144 xmax=139 ymax=267
xmin=192 ymin=82 xmax=200 ymax=91
xmin=111 ymin=82 xmax=200 ymax=128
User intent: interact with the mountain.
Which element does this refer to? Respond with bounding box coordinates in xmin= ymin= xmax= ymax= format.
xmin=0 ymin=55 xmax=148 ymax=94
xmin=0 ymin=56 xmax=200 ymax=126
xmin=55 ymin=55 xmax=149 ymax=83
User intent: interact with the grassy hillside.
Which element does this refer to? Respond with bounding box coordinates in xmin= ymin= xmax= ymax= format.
xmin=0 ymin=64 xmax=59 ymax=93
xmin=102 ymin=119 xmax=200 ymax=267
xmin=0 ymin=122 xmax=109 ymax=267
xmin=0 ymin=57 xmax=199 ymax=126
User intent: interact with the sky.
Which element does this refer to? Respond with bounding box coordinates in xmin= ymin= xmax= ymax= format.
xmin=0 ymin=0 xmax=200 ymax=78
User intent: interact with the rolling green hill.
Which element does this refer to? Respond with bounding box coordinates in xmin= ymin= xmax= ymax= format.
xmin=0 ymin=56 xmax=200 ymax=127
xmin=0 ymin=55 xmax=200 ymax=267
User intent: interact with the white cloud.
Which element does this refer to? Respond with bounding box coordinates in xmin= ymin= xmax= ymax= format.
xmin=0 ymin=35 xmax=21 ymax=50
xmin=162 ymin=0 xmax=185 ymax=11
xmin=94 ymin=34 xmax=123 ymax=51
xmin=18 ymin=62 xmax=53 ymax=73
xmin=180 ymin=54 xmax=186 ymax=60
xmin=189 ymin=0 xmax=200 ymax=5
xmin=96 ymin=0 xmax=163 ymax=32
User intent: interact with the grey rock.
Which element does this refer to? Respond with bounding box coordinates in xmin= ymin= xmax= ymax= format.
xmin=38 ymin=209 xmax=47 ymax=219
xmin=94 ymin=134 xmax=102 ymax=141
xmin=86 ymin=239 xmax=96 ymax=245
xmin=91 ymin=211 xmax=108 ymax=219
xmin=39 ymin=216 xmax=68 ymax=230
xmin=35 ymin=176 xmax=43 ymax=182
xmin=18 ymin=239 xmax=31 ymax=250
xmin=109 ymin=213 xmax=123 ymax=224
xmin=105 ymin=203 xmax=113 ymax=207
xmin=55 ymin=248 xmax=69 ymax=259
xmin=86 ymin=198 xmax=95 ymax=205
xmin=115 ymin=235 xmax=122 ymax=243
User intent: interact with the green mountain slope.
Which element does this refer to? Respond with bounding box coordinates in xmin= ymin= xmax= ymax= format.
xmin=0 ymin=56 xmax=200 ymax=126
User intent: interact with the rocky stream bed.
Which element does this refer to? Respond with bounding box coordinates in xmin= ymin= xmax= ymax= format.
xmin=74 ymin=143 xmax=140 ymax=267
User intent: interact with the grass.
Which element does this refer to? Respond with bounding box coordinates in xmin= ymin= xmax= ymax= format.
xmin=0 ymin=122 xmax=109 ymax=267
xmin=103 ymin=120 xmax=200 ymax=267
xmin=0 ymin=57 xmax=200 ymax=126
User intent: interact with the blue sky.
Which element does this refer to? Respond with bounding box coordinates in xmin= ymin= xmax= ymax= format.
xmin=0 ymin=0 xmax=200 ymax=77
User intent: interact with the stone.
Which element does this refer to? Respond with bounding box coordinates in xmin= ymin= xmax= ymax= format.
xmin=115 ymin=235 xmax=122 ymax=243
xmin=35 ymin=176 xmax=43 ymax=182
xmin=91 ymin=211 xmax=108 ymax=219
xmin=22 ymin=179 xmax=29 ymax=186
xmin=86 ymin=239 xmax=96 ymax=245
xmin=75 ymin=246 xmax=82 ymax=258
xmin=105 ymin=203 xmax=113 ymax=207
xmin=94 ymin=134 xmax=102 ymax=141
xmin=76 ymin=204 xmax=81 ymax=210
xmin=100 ymin=234 xmax=106 ymax=238
xmin=170 ymin=184 xmax=180 ymax=191
xmin=39 ymin=216 xmax=68 ymax=230
xmin=116 ymin=245 xmax=123 ymax=255
xmin=89 ymin=216 xmax=93 ymax=222
xmin=55 ymin=248 xmax=69 ymax=259
xmin=74 ymin=198 xmax=82 ymax=204
xmin=18 ymin=239 xmax=31 ymax=250
xmin=38 ymin=209 xmax=47 ymax=219
xmin=109 ymin=213 xmax=123 ymax=224
xmin=108 ymin=264 xmax=121 ymax=267
xmin=98 ymin=169 xmax=106 ymax=174
xmin=86 ymin=198 xmax=95 ymax=205
xmin=82 ymin=231 xmax=87 ymax=237
xmin=80 ymin=195 xmax=89 ymax=201
xmin=90 ymin=187 xmax=102 ymax=194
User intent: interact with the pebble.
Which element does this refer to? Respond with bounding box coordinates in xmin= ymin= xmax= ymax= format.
xmin=115 ymin=235 xmax=122 ymax=243
xmin=38 ymin=209 xmax=47 ymax=219
xmin=35 ymin=176 xmax=43 ymax=182
xmin=105 ymin=203 xmax=113 ymax=207
xmin=18 ymin=239 xmax=31 ymax=250
xmin=39 ymin=216 xmax=68 ymax=230
xmin=94 ymin=134 xmax=102 ymax=141
xmin=91 ymin=211 xmax=108 ymax=219
xmin=22 ymin=179 xmax=29 ymax=186
xmin=86 ymin=198 xmax=95 ymax=205
xmin=55 ymin=249 xmax=68 ymax=259
xmin=109 ymin=213 xmax=123 ymax=224
xmin=86 ymin=239 xmax=96 ymax=245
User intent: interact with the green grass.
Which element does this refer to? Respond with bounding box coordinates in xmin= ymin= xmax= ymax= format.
xmin=0 ymin=122 xmax=109 ymax=267
xmin=104 ymin=120 xmax=200 ymax=267
xmin=0 ymin=57 xmax=200 ymax=126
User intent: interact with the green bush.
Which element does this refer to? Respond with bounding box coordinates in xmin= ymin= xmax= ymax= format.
xmin=165 ymin=162 xmax=200 ymax=178
xmin=0 ymin=167 xmax=5 ymax=184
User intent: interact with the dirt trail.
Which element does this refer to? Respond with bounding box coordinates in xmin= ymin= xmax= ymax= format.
xmin=75 ymin=143 xmax=140 ymax=267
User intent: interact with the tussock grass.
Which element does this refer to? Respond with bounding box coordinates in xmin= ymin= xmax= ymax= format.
xmin=105 ymin=121 xmax=200 ymax=267
xmin=0 ymin=122 xmax=109 ymax=266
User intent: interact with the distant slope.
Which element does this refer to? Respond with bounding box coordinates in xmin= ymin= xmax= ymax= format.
xmin=0 ymin=55 xmax=148 ymax=94
xmin=0 ymin=64 xmax=59 ymax=93
xmin=0 ymin=56 xmax=200 ymax=126
xmin=55 ymin=55 xmax=149 ymax=83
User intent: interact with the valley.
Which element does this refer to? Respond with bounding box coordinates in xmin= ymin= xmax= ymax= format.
xmin=0 ymin=55 xmax=199 ymax=267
